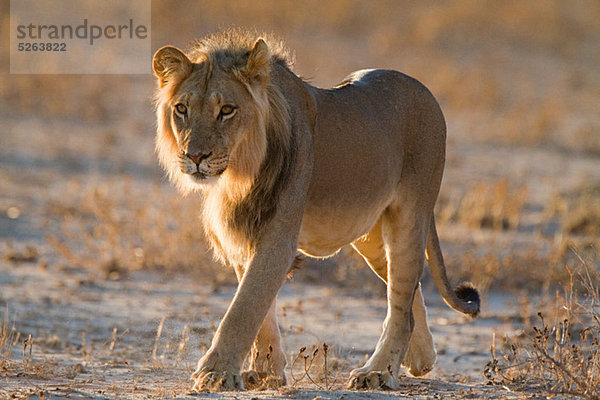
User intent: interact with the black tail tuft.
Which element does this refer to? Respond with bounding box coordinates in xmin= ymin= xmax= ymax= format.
xmin=455 ymin=282 xmax=480 ymax=317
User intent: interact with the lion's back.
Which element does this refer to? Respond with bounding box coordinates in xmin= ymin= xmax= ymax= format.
xmin=333 ymin=68 xmax=443 ymax=122
xmin=308 ymin=68 xmax=445 ymax=184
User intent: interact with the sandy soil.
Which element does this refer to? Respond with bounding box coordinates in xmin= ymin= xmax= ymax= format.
xmin=1 ymin=255 xmax=531 ymax=400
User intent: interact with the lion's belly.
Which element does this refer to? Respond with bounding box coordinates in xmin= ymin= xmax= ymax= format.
xmin=297 ymin=193 xmax=392 ymax=257
xmin=297 ymin=220 xmax=370 ymax=257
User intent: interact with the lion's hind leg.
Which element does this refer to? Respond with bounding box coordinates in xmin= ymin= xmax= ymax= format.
xmin=349 ymin=212 xmax=435 ymax=389
xmin=402 ymin=287 xmax=436 ymax=376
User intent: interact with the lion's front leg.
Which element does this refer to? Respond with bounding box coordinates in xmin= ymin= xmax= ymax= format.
xmin=229 ymin=265 xmax=286 ymax=390
xmin=242 ymin=300 xmax=287 ymax=389
xmin=192 ymin=236 xmax=295 ymax=392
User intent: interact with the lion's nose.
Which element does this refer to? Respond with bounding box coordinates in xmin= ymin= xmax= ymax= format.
xmin=186 ymin=151 xmax=211 ymax=165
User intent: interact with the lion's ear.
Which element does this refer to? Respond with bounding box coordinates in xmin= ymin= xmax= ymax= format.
xmin=153 ymin=46 xmax=192 ymax=87
xmin=243 ymin=39 xmax=270 ymax=85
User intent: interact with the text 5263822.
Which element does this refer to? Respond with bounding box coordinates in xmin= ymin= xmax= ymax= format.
xmin=17 ymin=42 xmax=67 ymax=51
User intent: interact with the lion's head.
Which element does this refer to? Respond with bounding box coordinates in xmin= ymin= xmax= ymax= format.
xmin=152 ymin=31 xmax=292 ymax=197
xmin=153 ymin=31 xmax=297 ymax=261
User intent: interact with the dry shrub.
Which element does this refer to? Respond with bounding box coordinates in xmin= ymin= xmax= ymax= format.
xmin=485 ymin=248 xmax=600 ymax=399
xmin=557 ymin=185 xmax=600 ymax=237
xmin=0 ymin=329 xmax=86 ymax=382
xmin=47 ymin=178 xmax=228 ymax=284
xmin=2 ymin=244 xmax=39 ymax=264
xmin=437 ymin=179 xmax=527 ymax=230
xmin=289 ymin=343 xmax=351 ymax=390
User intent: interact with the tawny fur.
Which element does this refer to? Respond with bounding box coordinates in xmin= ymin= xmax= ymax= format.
xmin=152 ymin=29 xmax=479 ymax=392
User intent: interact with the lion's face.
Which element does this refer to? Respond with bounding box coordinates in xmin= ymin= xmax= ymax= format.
xmin=153 ymin=41 xmax=271 ymax=193
xmin=169 ymin=67 xmax=258 ymax=188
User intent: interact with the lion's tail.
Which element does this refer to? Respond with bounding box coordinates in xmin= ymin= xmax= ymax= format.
xmin=426 ymin=215 xmax=480 ymax=317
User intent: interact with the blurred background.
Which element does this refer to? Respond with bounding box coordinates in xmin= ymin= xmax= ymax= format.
xmin=1 ymin=0 xmax=599 ymax=294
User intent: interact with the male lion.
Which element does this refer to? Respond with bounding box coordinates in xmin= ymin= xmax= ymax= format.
xmin=152 ymin=31 xmax=479 ymax=392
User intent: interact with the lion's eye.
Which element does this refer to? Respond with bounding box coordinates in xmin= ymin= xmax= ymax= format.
xmin=174 ymin=103 xmax=187 ymax=115
xmin=220 ymin=105 xmax=235 ymax=117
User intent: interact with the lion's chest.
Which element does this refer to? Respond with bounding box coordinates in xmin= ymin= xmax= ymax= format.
xmin=202 ymin=192 xmax=252 ymax=266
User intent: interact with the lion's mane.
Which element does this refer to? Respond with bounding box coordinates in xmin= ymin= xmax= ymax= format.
xmin=154 ymin=30 xmax=298 ymax=263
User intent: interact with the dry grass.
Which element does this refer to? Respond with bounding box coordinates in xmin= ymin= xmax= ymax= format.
xmin=447 ymin=252 xmax=551 ymax=294
xmin=436 ymin=179 xmax=528 ymax=230
xmin=485 ymin=248 xmax=600 ymax=399
xmin=434 ymin=178 xmax=599 ymax=294
xmin=46 ymin=179 xmax=229 ymax=285
xmin=553 ymin=184 xmax=600 ymax=237
xmin=445 ymin=240 xmax=599 ymax=297
xmin=0 ymin=308 xmax=16 ymax=363
xmin=0 ymin=327 xmax=67 ymax=383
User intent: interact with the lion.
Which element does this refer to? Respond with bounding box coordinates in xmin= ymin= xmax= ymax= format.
xmin=152 ymin=30 xmax=480 ymax=392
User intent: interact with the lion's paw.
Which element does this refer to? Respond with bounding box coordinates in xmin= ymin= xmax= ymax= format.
xmin=192 ymin=370 xmax=243 ymax=392
xmin=347 ymin=370 xmax=398 ymax=390
xmin=403 ymin=344 xmax=436 ymax=377
xmin=242 ymin=370 xmax=286 ymax=390
xmin=403 ymin=357 xmax=434 ymax=377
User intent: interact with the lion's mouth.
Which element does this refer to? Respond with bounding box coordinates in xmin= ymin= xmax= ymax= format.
xmin=191 ymin=172 xmax=207 ymax=181
xmin=189 ymin=168 xmax=226 ymax=181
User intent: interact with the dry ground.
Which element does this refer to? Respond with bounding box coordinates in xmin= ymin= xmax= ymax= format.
xmin=0 ymin=257 xmax=546 ymax=399
xmin=1 ymin=1 xmax=599 ymax=399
